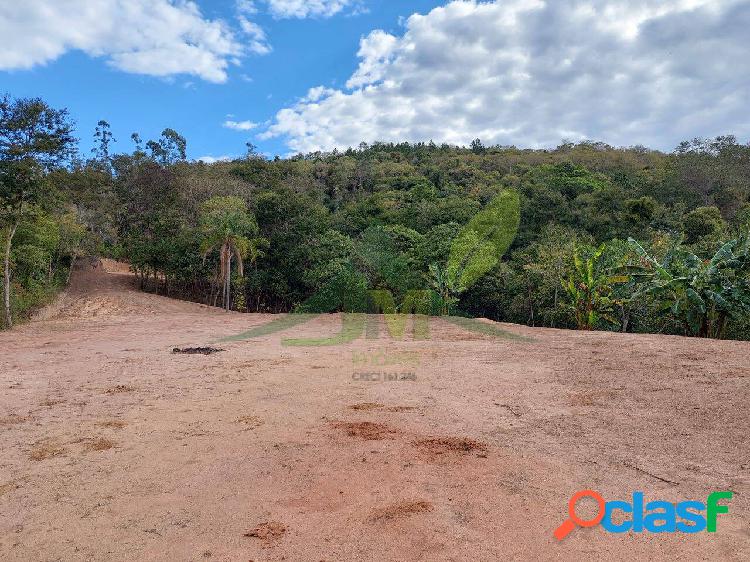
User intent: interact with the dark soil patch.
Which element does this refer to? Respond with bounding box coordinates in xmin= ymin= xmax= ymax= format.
xmin=244 ymin=521 xmax=287 ymax=542
xmin=348 ymin=404 xmax=417 ymax=412
xmin=172 ymin=347 xmax=225 ymax=355
xmin=413 ymin=437 xmax=488 ymax=458
xmin=29 ymin=441 xmax=66 ymax=461
xmin=97 ymin=420 xmax=127 ymax=429
xmin=237 ymin=415 xmax=264 ymax=429
xmin=105 ymin=385 xmax=135 ymax=394
xmin=83 ymin=437 xmax=116 ymax=452
xmin=332 ymin=421 xmax=396 ymax=440
xmin=0 ymin=414 xmax=30 ymax=426
xmin=348 ymin=402 xmax=385 ymax=411
xmin=369 ymin=501 xmax=434 ymax=522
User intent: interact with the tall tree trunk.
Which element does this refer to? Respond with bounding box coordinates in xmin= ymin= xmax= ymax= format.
xmin=225 ymin=253 xmax=232 ymax=312
xmin=3 ymin=223 xmax=19 ymax=329
xmin=66 ymin=254 xmax=77 ymax=285
xmin=552 ymin=286 xmax=558 ymax=328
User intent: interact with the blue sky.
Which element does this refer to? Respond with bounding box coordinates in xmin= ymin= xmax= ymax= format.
xmin=0 ymin=0 xmax=443 ymax=160
xmin=1 ymin=1 xmax=748 ymax=160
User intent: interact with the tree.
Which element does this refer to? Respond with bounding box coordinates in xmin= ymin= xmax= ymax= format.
xmin=91 ymin=120 xmax=115 ymax=167
xmin=0 ymin=96 xmax=76 ymax=328
xmin=520 ymin=224 xmax=583 ymax=328
xmin=673 ymin=136 xmax=750 ymax=215
xmin=199 ymin=196 xmax=263 ymax=311
xmin=56 ymin=212 xmax=88 ymax=283
xmin=683 ymin=206 xmax=725 ymax=244
xmin=245 ymin=142 xmax=264 ymax=161
xmin=146 ymin=128 xmax=187 ymax=166
xmin=470 ymin=138 xmax=486 ymax=155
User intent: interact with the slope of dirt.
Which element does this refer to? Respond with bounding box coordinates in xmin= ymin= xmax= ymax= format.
xmin=1 ymin=261 xmax=748 ymax=561
xmin=34 ymin=258 xmax=215 ymax=320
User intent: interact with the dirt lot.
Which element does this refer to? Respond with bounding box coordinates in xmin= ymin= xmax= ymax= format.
xmin=1 ymin=259 xmax=748 ymax=560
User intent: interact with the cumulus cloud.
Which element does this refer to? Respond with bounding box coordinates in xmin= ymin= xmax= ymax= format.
xmin=264 ymin=0 xmax=356 ymax=19
xmin=346 ymin=30 xmax=398 ymax=89
xmin=223 ymin=119 xmax=259 ymax=131
xmin=0 ymin=0 xmax=270 ymax=82
xmin=262 ymin=0 xmax=750 ymax=153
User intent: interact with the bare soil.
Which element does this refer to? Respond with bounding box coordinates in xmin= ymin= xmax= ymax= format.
xmin=0 ymin=258 xmax=748 ymax=560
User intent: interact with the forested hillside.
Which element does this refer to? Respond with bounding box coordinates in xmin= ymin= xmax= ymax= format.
xmin=2 ymin=96 xmax=749 ymax=339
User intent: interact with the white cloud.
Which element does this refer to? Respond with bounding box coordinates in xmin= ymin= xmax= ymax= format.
xmin=236 ymin=0 xmax=258 ymax=15
xmin=262 ymin=0 xmax=750 ymax=153
xmin=197 ymin=155 xmax=234 ymax=164
xmin=0 ymin=0 xmax=271 ymax=82
xmin=264 ymin=0 xmax=355 ymax=19
xmin=346 ymin=30 xmax=398 ymax=89
xmin=223 ymin=119 xmax=259 ymax=131
xmin=238 ymin=17 xmax=272 ymax=55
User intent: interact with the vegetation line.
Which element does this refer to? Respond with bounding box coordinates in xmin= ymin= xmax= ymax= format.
xmin=2 ymin=95 xmax=749 ymax=340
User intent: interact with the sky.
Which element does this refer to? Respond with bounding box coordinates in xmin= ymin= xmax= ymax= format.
xmin=1 ymin=0 xmax=749 ymax=161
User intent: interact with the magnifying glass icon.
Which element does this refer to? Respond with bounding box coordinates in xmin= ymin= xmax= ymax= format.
xmin=553 ymin=490 xmax=606 ymax=540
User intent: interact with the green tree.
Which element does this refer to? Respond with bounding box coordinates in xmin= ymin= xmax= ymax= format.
xmin=91 ymin=120 xmax=115 ymax=168
xmin=470 ymin=138 xmax=486 ymax=155
xmin=56 ymin=212 xmax=88 ymax=283
xmin=0 ymin=96 xmax=76 ymax=328
xmin=200 ymin=196 xmax=263 ymax=311
xmin=683 ymin=206 xmax=726 ymax=244
xmin=146 ymin=128 xmax=187 ymax=166
xmin=520 ymin=224 xmax=584 ymax=328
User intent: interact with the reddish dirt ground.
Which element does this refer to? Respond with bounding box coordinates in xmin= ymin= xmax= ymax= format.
xmin=1 ymin=259 xmax=748 ymax=560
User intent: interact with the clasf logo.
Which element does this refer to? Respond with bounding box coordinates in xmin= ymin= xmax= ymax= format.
xmin=554 ymin=490 xmax=733 ymax=540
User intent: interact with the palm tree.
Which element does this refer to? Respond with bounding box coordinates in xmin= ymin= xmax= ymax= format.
xmin=199 ymin=196 xmax=263 ymax=312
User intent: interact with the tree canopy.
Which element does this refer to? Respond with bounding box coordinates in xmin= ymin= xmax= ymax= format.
xmin=3 ymin=94 xmax=750 ymax=341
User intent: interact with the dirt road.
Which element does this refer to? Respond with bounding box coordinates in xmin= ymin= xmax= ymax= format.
xmin=1 ymin=259 xmax=748 ymax=560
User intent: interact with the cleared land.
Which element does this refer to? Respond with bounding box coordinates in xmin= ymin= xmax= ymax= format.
xmin=0 ymin=260 xmax=748 ymax=560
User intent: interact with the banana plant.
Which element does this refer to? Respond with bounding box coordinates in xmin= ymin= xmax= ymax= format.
xmin=428 ymin=263 xmax=461 ymax=316
xmin=626 ymin=235 xmax=750 ymax=338
xmin=562 ymin=243 xmax=627 ymax=330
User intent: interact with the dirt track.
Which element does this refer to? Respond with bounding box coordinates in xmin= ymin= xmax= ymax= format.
xmin=1 ymin=259 xmax=748 ymax=561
